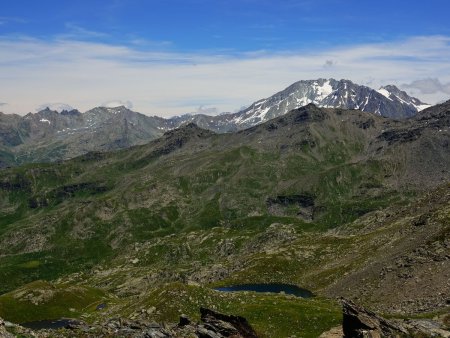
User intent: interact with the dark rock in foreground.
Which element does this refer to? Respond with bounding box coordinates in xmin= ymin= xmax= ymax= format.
xmin=0 ymin=307 xmax=259 ymax=338
xmin=342 ymin=298 xmax=408 ymax=337
xmin=197 ymin=307 xmax=258 ymax=338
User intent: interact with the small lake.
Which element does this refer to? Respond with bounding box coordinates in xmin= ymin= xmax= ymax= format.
xmin=21 ymin=318 xmax=80 ymax=330
xmin=96 ymin=303 xmax=107 ymax=310
xmin=214 ymin=283 xmax=314 ymax=298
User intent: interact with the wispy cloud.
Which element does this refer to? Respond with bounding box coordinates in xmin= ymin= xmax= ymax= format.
xmin=1 ymin=35 xmax=449 ymax=116
xmin=63 ymin=23 xmax=109 ymax=39
xmin=101 ymin=100 xmax=133 ymax=109
xmin=195 ymin=105 xmax=218 ymax=115
xmin=402 ymin=78 xmax=450 ymax=95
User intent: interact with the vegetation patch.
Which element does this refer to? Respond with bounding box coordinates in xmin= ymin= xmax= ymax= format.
xmin=0 ymin=280 xmax=106 ymax=323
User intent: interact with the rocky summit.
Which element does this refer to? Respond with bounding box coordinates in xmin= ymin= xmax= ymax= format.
xmin=0 ymin=100 xmax=449 ymax=337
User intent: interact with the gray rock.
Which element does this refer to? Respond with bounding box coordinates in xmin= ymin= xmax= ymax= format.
xmin=342 ymin=298 xmax=408 ymax=337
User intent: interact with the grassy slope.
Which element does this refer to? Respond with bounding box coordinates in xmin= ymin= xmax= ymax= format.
xmin=0 ymin=280 xmax=106 ymax=323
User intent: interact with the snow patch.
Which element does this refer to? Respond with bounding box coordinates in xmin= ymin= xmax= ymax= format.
xmin=377 ymin=88 xmax=392 ymax=100
xmin=314 ymin=80 xmax=333 ymax=101
xmin=40 ymin=118 xmax=51 ymax=124
xmin=415 ymin=104 xmax=431 ymax=111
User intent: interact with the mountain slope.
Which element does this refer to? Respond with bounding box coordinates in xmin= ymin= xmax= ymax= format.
xmin=1 ymin=103 xmax=448 ymax=286
xmin=0 ymin=103 xmax=448 ymax=335
xmin=0 ymin=106 xmax=169 ymax=166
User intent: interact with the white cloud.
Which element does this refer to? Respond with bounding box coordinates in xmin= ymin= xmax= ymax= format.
xmin=101 ymin=100 xmax=133 ymax=109
xmin=0 ymin=35 xmax=450 ymax=116
xmin=195 ymin=105 xmax=218 ymax=115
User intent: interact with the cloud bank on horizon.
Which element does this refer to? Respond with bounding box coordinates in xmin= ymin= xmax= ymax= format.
xmin=1 ymin=1 xmax=449 ymax=116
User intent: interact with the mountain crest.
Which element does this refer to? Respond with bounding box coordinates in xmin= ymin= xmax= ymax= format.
xmin=377 ymin=85 xmax=430 ymax=112
xmin=162 ymin=122 xmax=215 ymax=140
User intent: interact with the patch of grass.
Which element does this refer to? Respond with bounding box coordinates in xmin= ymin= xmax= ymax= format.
xmin=17 ymin=260 xmax=40 ymax=269
xmin=196 ymin=194 xmax=222 ymax=228
xmin=0 ymin=280 xmax=106 ymax=323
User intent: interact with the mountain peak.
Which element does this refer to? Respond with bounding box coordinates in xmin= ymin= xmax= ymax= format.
xmin=60 ymin=109 xmax=81 ymax=116
xmin=377 ymin=85 xmax=430 ymax=112
xmin=228 ymin=78 xmax=430 ymax=129
xmin=163 ymin=122 xmax=215 ymax=139
xmin=38 ymin=107 xmax=58 ymax=114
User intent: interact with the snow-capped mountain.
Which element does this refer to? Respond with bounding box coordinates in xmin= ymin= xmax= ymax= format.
xmin=227 ymin=79 xmax=430 ymax=129
xmin=161 ymin=79 xmax=430 ymax=133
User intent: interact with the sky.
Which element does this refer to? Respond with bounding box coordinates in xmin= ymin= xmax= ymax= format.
xmin=1 ymin=0 xmax=450 ymax=116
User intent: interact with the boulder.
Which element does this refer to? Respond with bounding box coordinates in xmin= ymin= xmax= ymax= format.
xmin=0 ymin=318 xmax=15 ymax=338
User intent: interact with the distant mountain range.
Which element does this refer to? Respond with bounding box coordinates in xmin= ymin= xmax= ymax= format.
xmin=0 ymin=78 xmax=432 ymax=166
xmin=183 ymin=79 xmax=430 ymax=131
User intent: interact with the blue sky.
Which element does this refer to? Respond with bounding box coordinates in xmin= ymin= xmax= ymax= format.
xmin=1 ymin=0 xmax=450 ymax=115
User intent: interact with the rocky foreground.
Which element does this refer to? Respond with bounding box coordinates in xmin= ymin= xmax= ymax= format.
xmin=1 ymin=300 xmax=449 ymax=338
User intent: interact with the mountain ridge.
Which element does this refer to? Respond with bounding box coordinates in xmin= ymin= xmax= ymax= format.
xmin=0 ymin=79 xmax=434 ymax=167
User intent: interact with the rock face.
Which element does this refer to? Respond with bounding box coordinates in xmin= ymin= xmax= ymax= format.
xmin=342 ymin=299 xmax=408 ymax=337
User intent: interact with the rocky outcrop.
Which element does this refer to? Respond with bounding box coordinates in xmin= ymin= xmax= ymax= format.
xmin=342 ymin=298 xmax=408 ymax=337
xmin=267 ymin=193 xmax=316 ymax=221
xmin=197 ymin=307 xmax=258 ymax=338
